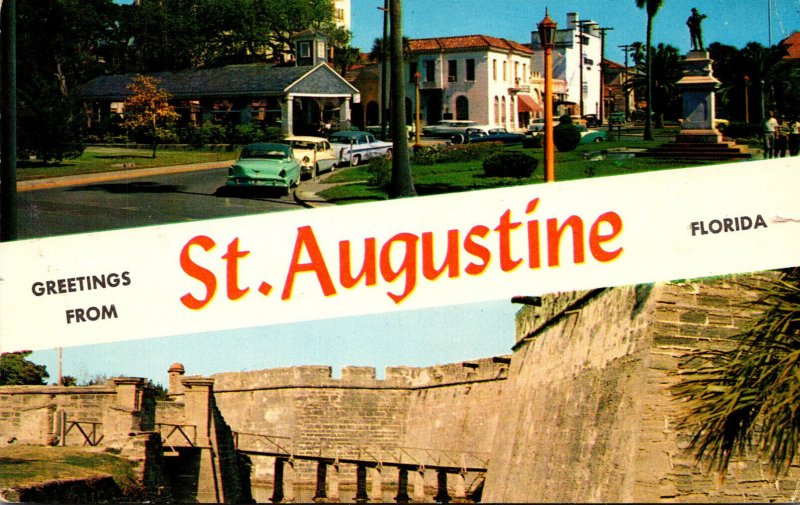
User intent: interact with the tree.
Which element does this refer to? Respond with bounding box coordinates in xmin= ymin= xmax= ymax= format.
xmin=388 ymin=0 xmax=415 ymax=198
xmin=0 ymin=351 xmax=49 ymax=386
xmin=631 ymin=43 xmax=682 ymax=126
xmin=672 ymin=268 xmax=800 ymax=475
xmin=123 ymin=75 xmax=180 ymax=158
xmin=634 ymin=0 xmax=665 ymax=140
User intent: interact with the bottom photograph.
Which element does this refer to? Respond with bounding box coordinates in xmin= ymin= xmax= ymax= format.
xmin=2 ymin=269 xmax=800 ymax=503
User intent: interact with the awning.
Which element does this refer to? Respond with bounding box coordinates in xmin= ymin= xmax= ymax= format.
xmin=517 ymin=94 xmax=542 ymax=113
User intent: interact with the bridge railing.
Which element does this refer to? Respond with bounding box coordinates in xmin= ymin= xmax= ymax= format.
xmin=63 ymin=420 xmax=104 ymax=447
xmin=157 ymin=423 xmax=197 ymax=449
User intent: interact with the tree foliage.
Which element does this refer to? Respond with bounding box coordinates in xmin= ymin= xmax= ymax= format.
xmin=634 ymin=0 xmax=664 ymax=140
xmin=0 ymin=351 xmax=49 ymax=386
xmin=123 ymin=75 xmax=180 ymax=157
xmin=630 ymin=43 xmax=682 ymax=126
xmin=672 ymin=269 xmax=800 ymax=475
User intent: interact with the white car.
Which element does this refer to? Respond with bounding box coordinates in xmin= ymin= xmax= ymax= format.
xmin=527 ymin=118 xmax=546 ymax=136
xmin=328 ymin=131 xmax=393 ymax=167
xmin=284 ymin=136 xmax=338 ymax=176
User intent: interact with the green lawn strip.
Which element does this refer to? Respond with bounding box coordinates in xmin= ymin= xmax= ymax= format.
xmin=17 ymin=146 xmax=239 ymax=181
xmin=0 ymin=445 xmax=139 ymax=493
xmin=319 ymin=136 xmax=730 ymax=204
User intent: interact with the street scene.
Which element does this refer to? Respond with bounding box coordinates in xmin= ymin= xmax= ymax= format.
xmin=2 ymin=0 xmax=800 ymax=502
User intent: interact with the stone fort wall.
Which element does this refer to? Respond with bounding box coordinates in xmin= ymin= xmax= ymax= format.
xmin=483 ymin=273 xmax=800 ymax=502
xmin=207 ymin=356 xmax=509 ymax=487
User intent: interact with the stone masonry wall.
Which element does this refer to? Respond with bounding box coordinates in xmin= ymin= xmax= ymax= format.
xmin=483 ymin=273 xmax=800 ymax=502
xmin=208 ymin=359 xmax=508 ymax=488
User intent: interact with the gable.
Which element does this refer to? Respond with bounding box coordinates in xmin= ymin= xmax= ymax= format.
xmin=287 ymin=64 xmax=360 ymax=95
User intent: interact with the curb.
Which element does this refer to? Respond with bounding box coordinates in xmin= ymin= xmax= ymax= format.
xmin=17 ymin=160 xmax=235 ymax=192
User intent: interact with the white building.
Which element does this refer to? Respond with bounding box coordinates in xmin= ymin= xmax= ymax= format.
xmin=406 ymin=35 xmax=536 ymax=130
xmin=531 ymin=12 xmax=603 ymax=118
xmin=334 ymin=0 xmax=351 ymax=31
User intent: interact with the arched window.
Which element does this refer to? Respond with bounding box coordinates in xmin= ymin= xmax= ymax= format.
xmin=494 ymin=96 xmax=500 ymax=124
xmin=501 ymin=96 xmax=507 ymax=125
xmin=455 ymin=96 xmax=469 ymax=120
xmin=509 ymin=96 xmax=515 ymax=128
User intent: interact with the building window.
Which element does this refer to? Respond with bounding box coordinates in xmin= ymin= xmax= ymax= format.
xmin=492 ymin=60 xmax=497 ymax=80
xmin=502 ymin=61 xmax=507 ymax=81
xmin=448 ymin=60 xmax=457 ymax=82
xmin=335 ymin=8 xmax=345 ymax=21
xmin=466 ymin=59 xmax=475 ymax=81
xmin=425 ymin=60 xmax=435 ymax=82
xmin=298 ymin=41 xmax=311 ymax=58
xmin=501 ymin=96 xmax=507 ymax=124
xmin=317 ymin=41 xmax=326 ymax=59
xmin=409 ymin=62 xmax=418 ymax=83
xmin=455 ymin=95 xmax=469 ymax=120
xmin=523 ymin=63 xmax=527 ymax=82
xmin=494 ymin=96 xmax=500 ymax=123
xmin=509 ymin=96 xmax=515 ymax=128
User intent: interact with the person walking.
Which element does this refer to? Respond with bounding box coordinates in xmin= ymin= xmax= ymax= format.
xmin=775 ymin=116 xmax=790 ymax=158
xmin=788 ymin=117 xmax=800 ymax=157
xmin=762 ymin=111 xmax=778 ymax=159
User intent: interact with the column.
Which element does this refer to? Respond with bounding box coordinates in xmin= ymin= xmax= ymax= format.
xmin=283 ymin=459 xmax=296 ymax=503
xmin=368 ymin=465 xmax=383 ymax=502
xmin=452 ymin=472 xmax=467 ymax=501
xmin=339 ymin=97 xmax=351 ymax=131
xmin=411 ymin=468 xmax=425 ymax=502
xmin=281 ymin=95 xmax=294 ymax=137
xmin=326 ymin=462 xmax=340 ymax=501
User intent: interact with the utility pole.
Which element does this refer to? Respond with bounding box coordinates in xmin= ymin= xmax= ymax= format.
xmin=597 ymin=27 xmax=613 ymax=126
xmin=1 ymin=0 xmax=18 ymax=242
xmin=388 ymin=0 xmax=415 ymax=198
xmin=618 ymin=44 xmax=633 ymax=120
xmin=379 ymin=1 xmax=389 ymax=140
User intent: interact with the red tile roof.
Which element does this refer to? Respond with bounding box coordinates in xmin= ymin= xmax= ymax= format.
xmin=780 ymin=31 xmax=800 ymax=60
xmin=409 ymin=35 xmax=533 ymax=55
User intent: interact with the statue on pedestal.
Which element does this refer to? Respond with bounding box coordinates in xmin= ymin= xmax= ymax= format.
xmin=686 ymin=8 xmax=707 ymax=51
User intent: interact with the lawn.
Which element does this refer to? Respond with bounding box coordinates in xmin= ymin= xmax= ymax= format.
xmin=319 ymin=133 xmax=745 ymax=204
xmin=0 ymin=445 xmax=139 ymax=493
xmin=17 ymin=146 xmax=239 ymax=181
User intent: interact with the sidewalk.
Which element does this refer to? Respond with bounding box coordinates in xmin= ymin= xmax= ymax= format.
xmin=293 ymin=171 xmax=339 ymax=208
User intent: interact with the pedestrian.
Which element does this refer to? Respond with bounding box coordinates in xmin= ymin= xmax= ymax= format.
xmin=762 ymin=111 xmax=778 ymax=159
xmin=788 ymin=117 xmax=800 ymax=157
xmin=775 ymin=116 xmax=789 ymax=158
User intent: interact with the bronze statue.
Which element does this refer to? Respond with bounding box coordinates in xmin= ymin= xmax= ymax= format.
xmin=686 ymin=8 xmax=707 ymax=51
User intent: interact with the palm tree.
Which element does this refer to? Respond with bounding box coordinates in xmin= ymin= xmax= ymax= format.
xmin=631 ymin=43 xmax=682 ymax=127
xmin=672 ymin=268 xmax=800 ymax=475
xmin=634 ymin=0 xmax=665 ymax=140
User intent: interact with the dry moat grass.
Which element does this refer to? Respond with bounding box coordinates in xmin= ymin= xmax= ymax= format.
xmin=0 ymin=445 xmax=138 ymax=492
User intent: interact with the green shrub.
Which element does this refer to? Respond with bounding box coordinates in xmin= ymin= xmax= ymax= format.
xmin=553 ymin=124 xmax=581 ymax=152
xmin=367 ymin=156 xmax=392 ymax=188
xmin=412 ymin=142 xmax=501 ymax=165
xmin=155 ymin=126 xmax=180 ymax=144
xmin=181 ymin=123 xmax=229 ymax=146
xmin=263 ymin=126 xmax=283 ymax=142
xmin=720 ymin=122 xmax=761 ymax=139
xmin=482 ymin=151 xmax=538 ymax=178
xmin=558 ymin=114 xmax=573 ymax=125
xmin=231 ymin=124 xmax=266 ymax=144
xmin=522 ymin=136 xmax=542 ymax=149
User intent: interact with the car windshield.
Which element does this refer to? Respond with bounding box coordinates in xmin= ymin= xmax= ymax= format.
xmin=241 ymin=148 xmax=288 ymax=160
xmin=289 ymin=140 xmax=315 ymax=150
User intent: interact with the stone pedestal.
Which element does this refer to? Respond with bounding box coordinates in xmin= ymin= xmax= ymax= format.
xmin=676 ymin=50 xmax=721 ymax=143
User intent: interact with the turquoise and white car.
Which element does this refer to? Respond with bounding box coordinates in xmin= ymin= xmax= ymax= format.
xmin=226 ymin=143 xmax=300 ymax=195
xmin=329 ymin=131 xmax=393 ymax=167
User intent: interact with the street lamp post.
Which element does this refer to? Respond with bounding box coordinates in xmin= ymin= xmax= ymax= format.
xmin=744 ymin=75 xmax=750 ymax=124
xmin=414 ymin=71 xmax=422 ymax=151
xmin=538 ymin=9 xmax=557 ymax=183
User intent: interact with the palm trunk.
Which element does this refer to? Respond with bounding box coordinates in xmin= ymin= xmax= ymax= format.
xmin=388 ymin=0 xmax=415 ymax=198
xmin=643 ymin=15 xmax=654 ymax=140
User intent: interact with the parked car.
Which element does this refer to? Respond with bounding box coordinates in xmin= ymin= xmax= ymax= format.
xmin=422 ymin=120 xmax=482 ymax=138
xmin=365 ymin=124 xmax=415 ymax=140
xmin=284 ymin=136 xmax=338 ymax=177
xmin=452 ymin=127 xmax=526 ymax=145
xmin=527 ymin=118 xmax=546 ymax=136
xmin=577 ymin=125 xmax=607 ymax=144
xmin=226 ymin=143 xmax=301 ymax=194
xmin=608 ymin=112 xmax=626 ymax=125
xmin=582 ymin=114 xmax=599 ymax=128
xmin=328 ymin=131 xmax=393 ymax=167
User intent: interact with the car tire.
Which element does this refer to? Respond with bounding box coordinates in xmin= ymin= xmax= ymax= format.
xmin=351 ymin=154 xmax=361 ymax=166
xmin=452 ymin=134 xmax=465 ymax=144
xmin=594 ymin=137 xmax=604 ymax=143
xmin=385 ymin=148 xmax=393 ymax=160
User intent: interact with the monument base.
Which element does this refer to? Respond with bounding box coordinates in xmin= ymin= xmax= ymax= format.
xmin=675 ymin=129 xmax=723 ymax=144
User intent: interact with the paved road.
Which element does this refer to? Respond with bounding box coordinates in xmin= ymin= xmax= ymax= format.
xmin=17 ymin=167 xmax=304 ymax=239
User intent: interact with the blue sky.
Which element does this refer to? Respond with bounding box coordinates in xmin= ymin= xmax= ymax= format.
xmin=351 ymin=0 xmax=800 ymax=62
